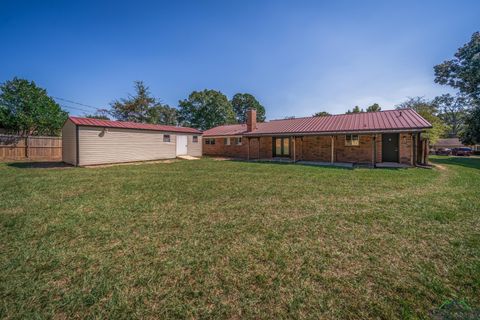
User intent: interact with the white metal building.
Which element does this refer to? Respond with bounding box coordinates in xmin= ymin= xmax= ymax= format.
xmin=62 ymin=117 xmax=202 ymax=166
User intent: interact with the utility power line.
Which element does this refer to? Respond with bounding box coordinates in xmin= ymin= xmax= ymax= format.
xmin=52 ymin=96 xmax=101 ymax=111
xmin=59 ymin=104 xmax=94 ymax=114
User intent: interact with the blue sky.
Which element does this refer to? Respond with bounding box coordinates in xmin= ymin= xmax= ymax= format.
xmin=1 ymin=0 xmax=479 ymax=119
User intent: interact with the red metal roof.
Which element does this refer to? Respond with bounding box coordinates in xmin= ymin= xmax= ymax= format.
xmin=202 ymin=123 xmax=248 ymax=136
xmin=69 ymin=117 xmax=202 ymax=134
xmin=203 ymin=109 xmax=431 ymax=137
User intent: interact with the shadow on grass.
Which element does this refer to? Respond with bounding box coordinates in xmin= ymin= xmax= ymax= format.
xmin=230 ymin=159 xmax=353 ymax=170
xmin=430 ymin=156 xmax=480 ymax=170
xmin=7 ymin=161 xmax=73 ymax=169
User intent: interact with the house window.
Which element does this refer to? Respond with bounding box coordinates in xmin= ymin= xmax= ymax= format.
xmin=192 ymin=136 xmax=198 ymax=143
xmin=163 ymin=134 xmax=171 ymax=143
xmin=205 ymin=138 xmax=215 ymax=145
xmin=224 ymin=137 xmax=231 ymax=145
xmin=345 ymin=134 xmax=359 ymax=146
xmin=235 ymin=137 xmax=242 ymax=145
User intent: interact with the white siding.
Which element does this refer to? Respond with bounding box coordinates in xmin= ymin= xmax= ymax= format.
xmin=78 ymin=127 xmax=177 ymax=166
xmin=62 ymin=119 xmax=77 ymax=165
xmin=187 ymin=134 xmax=202 ymax=157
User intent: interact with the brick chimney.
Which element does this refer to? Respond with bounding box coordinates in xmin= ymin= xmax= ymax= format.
xmin=246 ymin=108 xmax=257 ymax=132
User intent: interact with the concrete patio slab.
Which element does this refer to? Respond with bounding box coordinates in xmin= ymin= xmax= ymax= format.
xmin=375 ymin=162 xmax=410 ymax=168
xmin=177 ymin=155 xmax=200 ymax=160
xmin=296 ymin=161 xmax=354 ymax=168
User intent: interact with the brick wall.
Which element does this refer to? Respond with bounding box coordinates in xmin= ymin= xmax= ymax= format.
xmin=335 ymin=135 xmax=376 ymax=163
xmin=399 ymin=133 xmax=413 ymax=165
xmin=203 ymin=137 xmax=248 ymax=158
xmin=302 ymin=136 xmax=332 ymax=162
xmin=258 ymin=137 xmax=272 ymax=159
xmin=294 ymin=137 xmax=302 ymax=160
xmin=249 ymin=137 xmax=260 ymax=159
xmin=300 ymin=134 xmax=380 ymax=164
xmin=376 ymin=134 xmax=382 ymax=163
xmin=203 ymin=133 xmax=413 ymax=165
xmin=202 ymin=136 xmax=272 ymax=159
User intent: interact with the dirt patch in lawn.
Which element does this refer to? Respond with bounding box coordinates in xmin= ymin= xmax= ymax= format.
xmin=84 ymin=159 xmax=177 ymax=168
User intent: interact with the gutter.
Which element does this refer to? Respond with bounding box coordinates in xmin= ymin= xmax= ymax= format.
xmin=244 ymin=128 xmax=429 ymax=137
xmin=204 ymin=128 xmax=430 ymax=138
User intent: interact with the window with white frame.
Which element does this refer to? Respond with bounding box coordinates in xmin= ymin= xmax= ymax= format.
xmin=224 ymin=137 xmax=231 ymax=145
xmin=345 ymin=134 xmax=359 ymax=146
xmin=235 ymin=137 xmax=242 ymax=145
xmin=192 ymin=136 xmax=198 ymax=143
xmin=163 ymin=134 xmax=171 ymax=143
xmin=205 ymin=138 xmax=215 ymax=145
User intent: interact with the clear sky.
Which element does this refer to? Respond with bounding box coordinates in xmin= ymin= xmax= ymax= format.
xmin=1 ymin=0 xmax=479 ymax=119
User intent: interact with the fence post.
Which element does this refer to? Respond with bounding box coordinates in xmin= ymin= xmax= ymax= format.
xmin=25 ymin=136 xmax=29 ymax=159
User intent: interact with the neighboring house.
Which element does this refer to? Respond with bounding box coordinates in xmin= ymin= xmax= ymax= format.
xmin=62 ymin=117 xmax=202 ymax=166
xmin=203 ymin=109 xmax=432 ymax=166
xmin=432 ymin=138 xmax=469 ymax=151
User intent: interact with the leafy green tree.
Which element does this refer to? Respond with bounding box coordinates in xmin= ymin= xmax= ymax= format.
xmin=84 ymin=114 xmax=110 ymax=120
xmin=459 ymin=103 xmax=480 ymax=145
xmin=434 ymin=31 xmax=480 ymax=99
xmin=146 ymin=105 xmax=178 ymax=125
xmin=0 ymin=77 xmax=67 ymax=136
xmin=433 ymin=93 xmax=470 ymax=137
xmin=346 ymin=106 xmax=364 ymax=114
xmin=110 ymin=81 xmax=177 ymax=125
xmin=231 ymin=93 xmax=266 ymax=123
xmin=366 ymin=103 xmax=381 ymax=112
xmin=84 ymin=108 xmax=111 ymax=120
xmin=396 ymin=97 xmax=447 ymax=143
xmin=313 ymin=111 xmax=331 ymax=117
xmin=110 ymin=81 xmax=155 ymax=122
xmin=178 ymin=90 xmax=235 ymax=130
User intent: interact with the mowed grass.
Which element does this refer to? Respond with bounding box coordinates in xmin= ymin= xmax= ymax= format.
xmin=0 ymin=157 xmax=479 ymax=319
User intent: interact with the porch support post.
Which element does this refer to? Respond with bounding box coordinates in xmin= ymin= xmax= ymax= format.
xmin=412 ymin=133 xmax=417 ymax=166
xmin=425 ymin=138 xmax=429 ymax=165
xmin=372 ymin=134 xmax=377 ymax=167
xmin=421 ymin=138 xmax=426 ymax=164
xmin=330 ymin=135 xmax=335 ymax=164
xmin=292 ymin=136 xmax=296 ymax=162
xmin=247 ymin=137 xmax=250 ymax=160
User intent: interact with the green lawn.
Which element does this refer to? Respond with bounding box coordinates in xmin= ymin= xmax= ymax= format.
xmin=1 ymin=157 xmax=479 ymax=319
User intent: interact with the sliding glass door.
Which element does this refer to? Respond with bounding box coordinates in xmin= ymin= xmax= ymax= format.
xmin=273 ymin=137 xmax=290 ymax=157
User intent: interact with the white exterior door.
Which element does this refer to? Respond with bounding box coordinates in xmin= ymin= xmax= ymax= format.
xmin=176 ymin=135 xmax=188 ymax=155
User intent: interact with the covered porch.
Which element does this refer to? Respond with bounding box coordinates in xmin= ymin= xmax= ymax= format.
xmin=245 ymin=131 xmax=430 ymax=167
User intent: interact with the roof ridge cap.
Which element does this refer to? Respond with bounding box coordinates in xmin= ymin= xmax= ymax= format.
xmin=267 ymin=109 xmax=399 ymax=122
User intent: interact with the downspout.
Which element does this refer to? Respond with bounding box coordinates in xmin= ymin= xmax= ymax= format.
xmin=373 ymin=134 xmax=377 ymax=168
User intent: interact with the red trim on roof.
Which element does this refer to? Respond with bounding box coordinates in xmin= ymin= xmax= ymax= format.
xmin=68 ymin=117 xmax=202 ymax=134
xmin=203 ymin=109 xmax=432 ymax=137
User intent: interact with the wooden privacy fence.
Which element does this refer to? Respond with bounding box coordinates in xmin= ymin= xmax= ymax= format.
xmin=0 ymin=135 xmax=62 ymax=161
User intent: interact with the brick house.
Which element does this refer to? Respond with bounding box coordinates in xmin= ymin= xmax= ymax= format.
xmin=203 ymin=109 xmax=432 ymax=166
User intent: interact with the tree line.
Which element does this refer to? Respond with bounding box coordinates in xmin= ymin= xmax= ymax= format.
xmin=313 ymin=94 xmax=470 ymax=143
xmin=1 ymin=31 xmax=479 ymax=146
xmin=106 ymin=82 xmax=266 ymax=131
xmin=312 ymin=31 xmax=480 ymax=145
xmin=0 ymin=78 xmax=266 ymax=135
